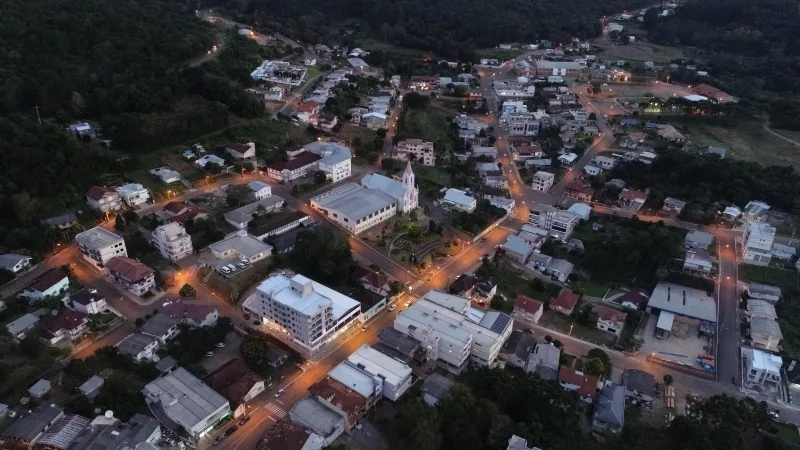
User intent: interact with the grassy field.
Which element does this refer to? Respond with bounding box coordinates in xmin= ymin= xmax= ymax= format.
xmin=685 ymin=121 xmax=800 ymax=169
xmin=772 ymin=128 xmax=800 ymax=145
xmin=738 ymin=264 xmax=799 ymax=293
xmin=477 ymin=262 xmax=562 ymax=300
xmin=774 ymin=423 xmax=800 ymax=446
xmin=539 ymin=311 xmax=616 ymax=347
xmin=571 ymin=279 xmax=614 ymax=298
xmin=397 ymin=107 xmax=459 ymax=153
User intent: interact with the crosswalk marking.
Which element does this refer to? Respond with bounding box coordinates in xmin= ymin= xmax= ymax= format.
xmin=297 ymin=361 xmax=314 ymax=371
xmin=265 ymin=403 xmax=286 ymax=418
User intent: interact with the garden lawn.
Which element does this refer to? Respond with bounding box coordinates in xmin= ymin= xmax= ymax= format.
xmin=477 ymin=262 xmax=561 ymax=300
xmin=738 ymin=264 xmax=799 ymax=293
xmin=539 ymin=311 xmax=616 ymax=348
xmin=396 ymin=107 xmax=459 ymax=153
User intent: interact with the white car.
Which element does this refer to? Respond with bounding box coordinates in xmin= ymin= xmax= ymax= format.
xmin=274 ymin=388 xmax=285 ymax=398
xmin=389 ymin=305 xmax=397 ymax=311
xmin=220 ymin=267 xmax=230 ymax=274
xmin=216 ymin=342 xmax=225 ymax=348
xmin=205 ymin=351 xmax=214 ymax=357
xmin=227 ymin=264 xmax=237 ymax=272
xmin=237 ymin=262 xmax=246 ymax=269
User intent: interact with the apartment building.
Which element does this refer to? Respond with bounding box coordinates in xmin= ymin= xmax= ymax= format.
xmin=347 ymin=344 xmax=413 ymax=401
xmin=528 ymin=204 xmax=579 ymax=241
xmin=531 ymin=171 xmax=554 ymax=192
xmin=115 ymin=183 xmax=150 ymax=207
xmin=743 ymin=221 xmax=776 ymax=266
xmin=75 ymin=227 xmax=127 ymax=269
xmin=394 ymin=139 xmax=435 ymax=166
xmin=393 ymin=290 xmax=513 ymax=374
xmin=105 ymin=256 xmax=156 ymax=296
xmin=242 ymin=274 xmax=361 ymax=352
xmin=305 ymin=141 xmax=353 ymax=182
xmin=507 ymin=113 xmax=540 ymax=137
xmin=152 ymin=222 xmax=193 ymax=261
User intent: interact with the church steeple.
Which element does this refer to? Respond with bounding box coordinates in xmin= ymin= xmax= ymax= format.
xmin=402 ymin=160 xmax=415 ymax=187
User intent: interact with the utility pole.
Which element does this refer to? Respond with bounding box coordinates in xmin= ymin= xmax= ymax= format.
xmin=35 ymin=106 xmax=41 ymax=125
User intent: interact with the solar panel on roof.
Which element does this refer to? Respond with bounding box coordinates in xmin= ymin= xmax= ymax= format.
xmin=490 ymin=314 xmax=511 ymax=333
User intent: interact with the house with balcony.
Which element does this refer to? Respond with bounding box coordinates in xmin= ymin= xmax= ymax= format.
xmin=115 ymin=183 xmax=150 ymax=207
xmin=85 ymin=186 xmax=122 ymax=212
xmin=152 ymin=222 xmax=193 ymax=261
xmin=595 ymin=306 xmax=627 ymax=336
xmin=75 ymin=227 xmax=127 ymax=269
xmin=105 ymin=256 xmax=156 ymax=296
xmin=39 ymin=309 xmax=88 ymax=345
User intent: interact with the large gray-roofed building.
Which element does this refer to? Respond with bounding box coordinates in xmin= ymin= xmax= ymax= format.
xmin=68 ymin=413 xmax=161 ymax=450
xmin=142 ymin=367 xmax=230 ymax=437
xmin=223 ymin=196 xmax=285 ymax=228
xmin=647 ymin=282 xmax=716 ymax=323
xmin=209 ymin=233 xmax=273 ymax=263
xmin=2 ymin=405 xmax=65 ymax=444
xmin=314 ymin=184 xmax=395 ymax=219
xmin=289 ymin=397 xmax=345 ymax=442
xmin=36 ymin=414 xmax=91 ymax=449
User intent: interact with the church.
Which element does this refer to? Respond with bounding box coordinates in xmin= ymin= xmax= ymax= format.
xmin=309 ymin=162 xmax=420 ymax=234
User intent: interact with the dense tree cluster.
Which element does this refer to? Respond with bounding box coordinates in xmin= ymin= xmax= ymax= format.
xmin=221 ymin=0 xmax=652 ymax=59
xmin=643 ymin=0 xmax=800 ymax=129
xmin=287 ymin=228 xmax=355 ymax=286
xmin=610 ymin=149 xmax=800 ymax=222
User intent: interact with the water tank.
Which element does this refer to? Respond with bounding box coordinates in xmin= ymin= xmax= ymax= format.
xmin=105 ymin=410 xmax=114 ymax=419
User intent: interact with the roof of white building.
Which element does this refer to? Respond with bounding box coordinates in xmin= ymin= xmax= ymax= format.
xmin=648 ymin=282 xmax=716 ymax=322
xmin=115 ymin=183 xmax=147 ymax=196
xmin=750 ymin=316 xmax=782 ymax=339
xmin=304 ymin=141 xmax=352 ymax=165
xmin=141 ymin=367 xmax=228 ymax=430
xmin=745 ymin=347 xmax=782 ymax=374
xmin=247 ymin=181 xmax=271 ymax=192
xmin=347 ymin=345 xmax=411 ymax=387
xmin=328 ymin=361 xmax=377 ymax=398
xmin=361 ymin=173 xmax=407 ymax=199
xmin=442 ymin=189 xmax=475 ymax=209
xmin=313 ymin=183 xmax=395 ymax=220
xmin=567 ymin=203 xmax=591 ymax=219
xmin=254 ymin=274 xmax=360 ymax=322
xmin=75 ymin=227 xmax=124 ymax=249
xmin=6 ymin=313 xmax=39 ymax=335
xmin=748 ymin=299 xmax=777 ymax=320
xmin=421 ymin=290 xmax=471 ymax=313
xmin=503 ymin=235 xmax=533 ymax=256
xmin=747 ymin=221 xmax=776 ymax=239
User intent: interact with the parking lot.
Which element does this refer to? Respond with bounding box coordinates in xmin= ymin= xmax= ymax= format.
xmin=639 ymin=313 xmax=714 ymax=367
xmin=201 ymin=331 xmax=244 ymax=373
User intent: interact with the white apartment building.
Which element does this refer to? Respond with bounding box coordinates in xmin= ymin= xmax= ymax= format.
xmin=393 ymin=290 xmax=513 ymax=374
xmin=152 ymin=222 xmax=193 ymax=261
xmin=744 ymin=221 xmax=776 ymax=266
xmin=592 ymin=155 xmax=617 ymax=170
xmin=75 ymin=227 xmax=127 ymax=269
xmin=242 ymin=274 xmax=361 ymax=352
xmin=507 ymin=113 xmax=540 ymax=136
xmin=741 ymin=347 xmax=782 ymax=391
xmin=115 ymin=183 xmax=150 ymax=207
xmin=394 ymin=139 xmax=435 ymax=166
xmin=493 ymin=81 xmax=536 ymax=98
xmin=305 ymin=141 xmax=353 ymax=182
xmin=531 ymin=171 xmax=554 ymax=192
xmin=501 ymin=100 xmax=528 ymax=118
xmin=528 ymin=204 xmax=579 ymax=242
xmin=347 ymin=345 xmax=413 ymax=401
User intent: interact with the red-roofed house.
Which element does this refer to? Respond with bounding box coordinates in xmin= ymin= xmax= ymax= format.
xmin=594 ymin=306 xmax=627 ymax=336
xmin=85 ymin=186 xmax=122 ymax=212
xmin=265 ymin=152 xmax=322 ymax=182
xmin=257 ymin=418 xmax=323 ymax=450
xmin=558 ymin=366 xmax=600 ymax=403
xmin=515 ymin=144 xmax=544 ymax=160
xmin=161 ymin=202 xmax=207 ymax=224
xmin=308 ymin=377 xmax=372 ymax=433
xmin=39 ymin=309 xmax=88 ymax=345
xmin=618 ymin=189 xmax=648 ymax=213
xmin=409 ymin=76 xmax=439 ymax=91
xmin=551 ymin=290 xmax=579 ymax=316
xmin=564 ymin=182 xmax=595 ymax=203
xmin=357 ymin=270 xmax=390 ymax=297
xmin=162 ymin=299 xmax=219 ymax=327
xmin=513 ymin=295 xmax=544 ymax=324
xmin=205 ymin=359 xmax=266 ymax=418
xmin=105 ymin=257 xmax=155 ymax=296
xmin=620 ymin=288 xmax=648 ymax=310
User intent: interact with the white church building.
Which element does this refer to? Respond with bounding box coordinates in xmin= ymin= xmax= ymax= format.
xmin=310 ymin=162 xmax=419 ymax=234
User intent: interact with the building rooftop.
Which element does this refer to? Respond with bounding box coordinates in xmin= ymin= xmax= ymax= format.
xmin=86 ymin=186 xmax=117 ymax=201
xmin=594 ymin=305 xmax=627 ymax=324
xmin=308 ymin=375 xmax=370 ymax=424
xmin=161 ymin=299 xmax=217 ymax=323
xmin=209 ymin=233 xmax=273 ymax=260
xmin=204 ymin=358 xmax=265 ymax=406
xmin=117 ymin=333 xmax=158 ymax=357
xmin=79 ymin=375 xmax=105 ymax=397
xmin=67 ymin=413 xmax=161 ymax=450
xmin=253 ymin=274 xmax=360 ymax=323
xmin=663 ymin=197 xmax=686 ymax=209
xmin=24 ymin=268 xmax=69 ymax=293
xmin=140 ymin=313 xmax=179 ymax=338
xmin=142 ymin=367 xmax=228 ymax=431
xmin=39 ymin=309 xmax=87 ymax=339
xmin=36 ymin=414 xmax=91 ymax=449
xmin=622 ymin=369 xmax=656 ymax=397
xmin=500 ymin=329 xmax=536 ymax=362
xmin=747 ymin=282 xmax=782 ymax=298
xmin=420 ymin=374 xmax=455 ymax=402
xmin=747 ymin=299 xmax=777 ymax=320
xmin=266 ymin=151 xmax=321 ymax=172
xmin=421 ymin=290 xmax=471 ymax=314
xmin=347 ymin=345 xmax=411 ymax=388
xmin=377 ymin=327 xmax=421 ymax=355
xmin=6 ymin=313 xmax=40 ymax=335
xmin=289 ymin=397 xmax=345 ymax=438
xmin=70 ymin=287 xmax=105 ymax=306
xmin=75 ymin=227 xmax=124 ymax=250
xmin=528 ymin=343 xmax=560 ymax=380
xmin=514 ymin=295 xmax=544 ymax=316
xmin=327 ymin=360 xmax=378 ymax=399
xmin=313 ymin=183 xmax=396 ymax=220
xmin=1 ymin=405 xmax=64 ymax=442
xmin=558 ymin=366 xmax=599 ymax=400
xmin=257 ymin=417 xmax=322 ymax=450
xmin=593 ymin=383 xmax=625 ymax=428
xmin=647 ymin=282 xmax=716 ymax=323
xmin=105 ymin=257 xmax=153 ymax=282
xmin=352 ymin=287 xmax=386 ymax=311
xmin=304 ymin=141 xmax=352 ymax=166
xmin=361 ymin=172 xmax=407 ymax=199
xmin=223 ymin=196 xmax=285 ymax=224
xmin=249 ymin=211 xmax=308 ymax=238
xmin=28 ymin=379 xmax=51 ymax=397
xmin=0 ymin=253 xmax=31 ymax=271
xmin=750 ymin=316 xmax=782 ymax=339
xmin=685 ymin=230 xmax=714 ymax=248
xmin=551 ymin=290 xmax=579 ymax=311
xmin=744 ymin=347 xmax=782 ymax=374
xmin=503 ymin=234 xmax=533 ymax=256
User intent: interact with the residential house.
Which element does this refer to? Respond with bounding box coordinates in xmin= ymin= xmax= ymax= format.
xmin=472 ymin=146 xmax=498 ymax=160
xmin=195 ymin=154 xmax=226 ymax=169
xmin=558 ymin=366 xmax=600 ymax=402
xmin=209 ymin=232 xmax=273 ymax=264
xmin=75 ymin=227 xmax=127 ymax=269
xmin=224 ymin=196 xmax=285 ymax=230
xmin=0 ymin=405 xmax=64 ymax=448
xmin=747 ymin=299 xmax=777 ymax=321
xmin=41 ymin=212 xmax=79 ymax=230
xmin=502 ymin=235 xmax=533 ymax=264
xmin=684 ymin=248 xmax=713 ymax=276
xmin=656 ymin=125 xmax=686 ymax=142
xmin=160 ymin=201 xmax=207 ymax=224
xmin=527 ymin=253 xmax=552 ymax=272
xmin=257 ymin=418 xmax=325 ymax=450
xmin=394 ymin=139 xmax=435 ymax=166
xmin=722 ymin=205 xmax=741 ymax=222
xmin=162 ymin=299 xmax=219 ymax=327
xmin=142 ymin=367 xmax=230 ymax=438
xmin=442 ymin=188 xmax=477 ymax=212
xmin=140 ymin=313 xmax=180 ymax=345
xmin=708 ymin=146 xmax=727 ymax=158
xmin=19 ymin=268 xmax=70 ymax=302
xmin=547 ymin=259 xmax=574 ymax=282
xmin=78 ymin=375 xmax=104 ymax=400
xmin=513 ymin=295 xmax=544 ymax=324
xmin=355 ymin=267 xmax=390 ymax=296
xmin=305 ymin=141 xmax=353 ymax=183
xmin=475 ymin=280 xmax=498 ymax=303
xmin=551 ymin=290 xmax=579 ymax=315
xmin=620 ymin=289 xmax=648 ymax=310
xmin=531 ymin=171 xmax=554 ymax=192
xmin=662 ymin=197 xmax=686 ymax=215
xmin=265 ymin=152 xmax=322 ymax=183
xmin=595 ymin=306 xmax=627 ymax=336
xmin=567 ymin=203 xmax=591 ymax=221
xmin=85 ymin=186 xmax=123 ymax=213
xmin=148 ymin=167 xmax=182 ymax=184
xmin=6 ymin=313 xmax=40 ymax=339
xmin=507 ymin=435 xmax=542 ymax=450
xmin=308 ymin=370 xmax=377 ymax=433
xmin=592 ymin=155 xmax=616 ymax=170
xmin=592 ymin=384 xmax=625 ymax=433
xmin=743 ymin=221 xmax=776 ymax=266
xmin=0 ymin=253 xmax=32 ymax=274
xmin=564 ymin=182 xmax=595 ymax=203
xmin=267 ymin=348 xmax=289 ymax=368
xmin=205 ymin=359 xmax=266 ymax=418
xmin=515 ymin=144 xmax=544 ymax=160
xmin=115 ymin=183 xmax=150 ymax=207
xmin=224 ymin=142 xmax=256 ymax=160
xmin=685 ymin=230 xmax=714 ymax=250
xmin=449 ymin=274 xmax=479 ymax=299
xmin=525 ymin=342 xmax=560 ymax=380
xmin=584 ymin=165 xmax=601 ymax=177
xmin=105 ymin=256 xmax=156 ymax=296
xmin=318 ymin=115 xmax=339 ymax=132
xmin=39 ymin=309 xmax=88 ymax=345
xmin=28 ymin=379 xmax=52 ymax=399
xmin=750 ymin=316 xmax=782 ymax=351
xmin=362 ymin=112 xmax=388 ymax=130
xmin=152 ymin=222 xmax=193 ymax=261
xmin=117 ymin=332 xmax=159 ymax=362
xmin=409 ymin=76 xmax=439 ymax=91
xmin=420 ymin=374 xmax=455 ymax=407
xmin=499 ymin=329 xmax=536 ymax=369
xmin=741 ymin=347 xmax=782 ymax=391
xmin=246 ymin=181 xmax=273 ymax=200
xmin=618 ymin=189 xmax=648 ymax=213
xmin=528 ymin=204 xmax=580 ymax=242
xmin=354 ymin=287 xmax=387 ymax=323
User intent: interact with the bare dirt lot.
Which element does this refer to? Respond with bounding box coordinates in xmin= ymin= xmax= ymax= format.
xmin=601 ymin=82 xmax=693 ymax=101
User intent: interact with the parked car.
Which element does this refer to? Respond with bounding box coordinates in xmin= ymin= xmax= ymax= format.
xmin=237 ymin=416 xmax=251 ymax=426
xmin=213 ymin=436 xmax=224 ymax=446
xmin=205 ymin=351 xmax=214 ymax=357
xmin=224 ymin=426 xmax=238 ymax=436
xmin=237 ymin=262 xmax=246 ymax=269
xmin=389 ymin=305 xmax=397 ymax=311
xmin=220 ymin=267 xmax=230 ymax=274
xmin=216 ymin=342 xmax=225 ymax=348
xmin=361 ymin=326 xmax=369 ymax=332
xmin=227 ymin=264 xmax=237 ymax=272
xmin=274 ymin=388 xmax=285 ymax=398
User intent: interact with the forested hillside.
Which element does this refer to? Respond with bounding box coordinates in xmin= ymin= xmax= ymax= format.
xmin=643 ymin=0 xmax=800 ymax=129
xmin=222 ymin=0 xmax=652 ymax=59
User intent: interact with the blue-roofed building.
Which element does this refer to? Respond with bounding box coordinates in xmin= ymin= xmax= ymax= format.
xmin=592 ymin=383 xmax=625 ymax=433
xmin=619 ymin=118 xmax=639 ymax=126
xmin=645 ymin=122 xmax=659 ymax=129
xmin=247 ymin=181 xmax=272 ymax=200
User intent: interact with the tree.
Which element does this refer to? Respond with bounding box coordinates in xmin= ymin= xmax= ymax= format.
xmin=135 ymin=317 xmax=144 ymax=327
xmin=19 ymin=335 xmax=41 ymax=358
xmin=663 ymin=374 xmax=674 ymax=386
xmin=178 ymin=284 xmax=197 ymax=297
xmin=381 ymin=158 xmax=397 ymax=173
xmin=288 ymin=229 xmax=354 ymax=286
xmin=239 ymin=333 xmax=270 ymax=374
xmin=585 ymin=357 xmax=605 ymax=376
xmin=587 ymin=348 xmax=612 ymax=376
xmin=393 ymin=398 xmax=441 ymax=450
xmin=313 ymin=170 xmax=327 ymax=184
